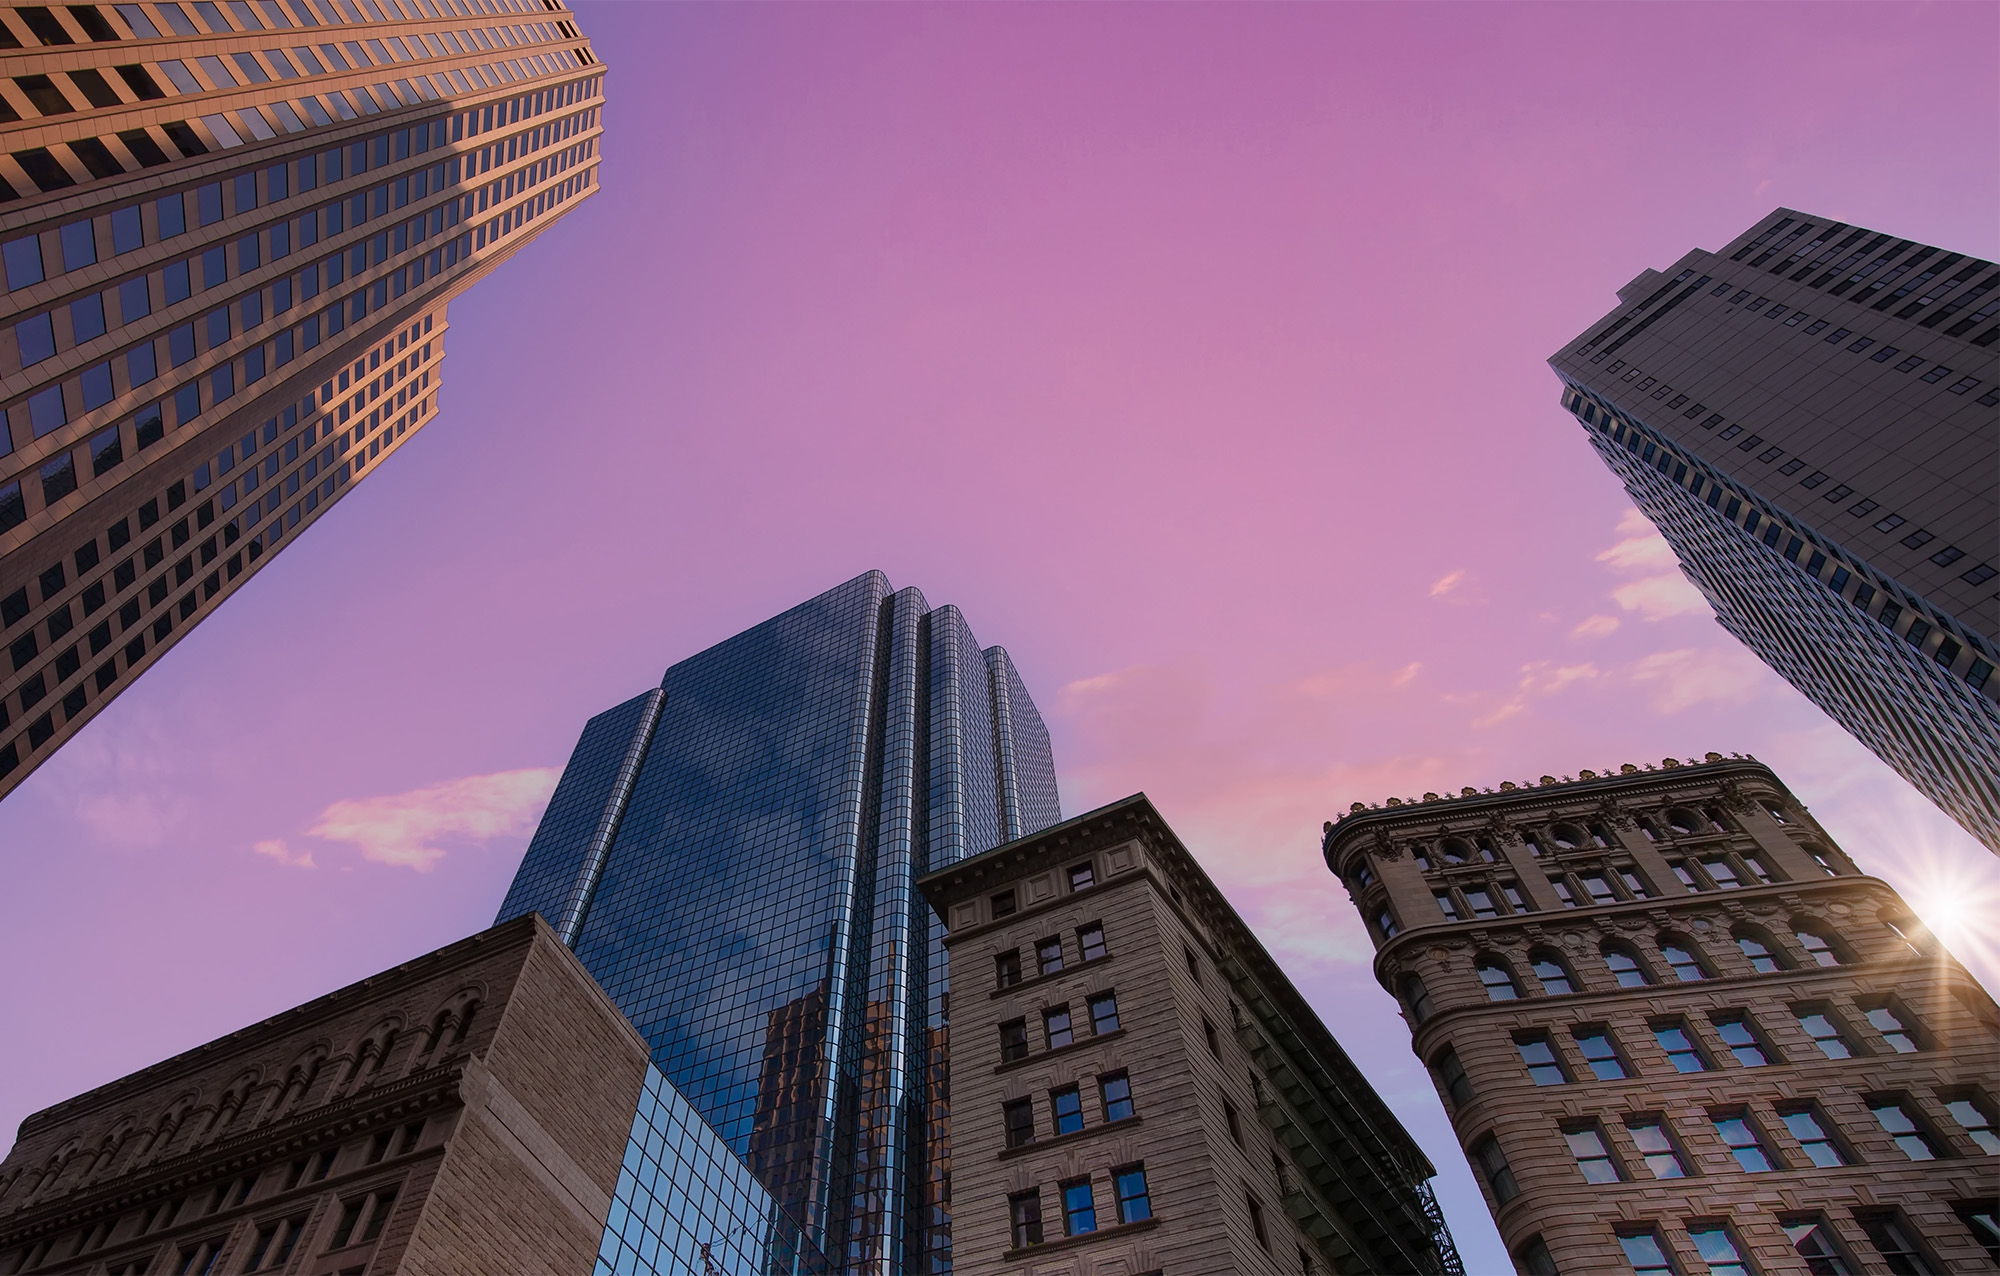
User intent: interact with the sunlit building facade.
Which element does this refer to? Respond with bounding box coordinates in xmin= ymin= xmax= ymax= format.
xmin=500 ymin=570 xmax=1063 ymax=1274
xmin=0 ymin=0 xmax=603 ymax=798
xmin=1325 ymin=756 xmax=2000 ymax=1275
xmin=1548 ymin=209 xmax=1999 ymax=852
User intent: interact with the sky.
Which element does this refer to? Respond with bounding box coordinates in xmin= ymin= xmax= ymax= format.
xmin=3 ymin=3 xmax=1998 ymax=1271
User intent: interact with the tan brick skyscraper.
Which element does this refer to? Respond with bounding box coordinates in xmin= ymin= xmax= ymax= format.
xmin=0 ymin=0 xmax=602 ymax=797
xmin=1325 ymin=755 xmax=2000 ymax=1275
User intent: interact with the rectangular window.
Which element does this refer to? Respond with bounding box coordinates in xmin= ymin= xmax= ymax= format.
xmin=1003 ymin=1098 xmax=1034 ymax=1148
xmin=1865 ymin=1004 xmax=1923 ymax=1053
xmin=1943 ymin=1091 xmax=2000 ymax=1154
xmin=999 ymin=1018 xmax=1028 ymax=1063
xmin=1113 ymin=1165 xmax=1151 ymax=1223
xmin=1711 ymin=1111 xmax=1778 ymax=1171
xmin=1870 ymin=1100 xmax=1939 ymax=1160
xmin=1688 ymin=1223 xmax=1753 ymax=1276
xmin=1036 ymin=936 xmax=1064 ymax=977
xmin=1619 ymin=1229 xmax=1677 ymax=1275
xmin=1625 ymin=1118 xmax=1687 ymax=1178
xmin=1794 ymin=1006 xmax=1854 ymax=1059
xmin=1043 ymin=1006 xmax=1073 ymax=1050
xmin=1100 ymin=1072 xmax=1134 ymax=1122
xmin=1778 ymin=1104 xmax=1848 ymax=1167
xmin=1573 ymin=1028 xmax=1627 ymax=1080
xmin=1008 ymin=1191 xmax=1043 ymax=1248
xmin=1781 ymin=1217 xmax=1852 ymax=1275
xmin=1078 ymin=923 xmax=1107 ymax=962
xmin=1050 ymin=1085 xmax=1083 ymax=1135
xmin=1655 ymin=1022 xmax=1709 ymax=1073
xmin=1858 ymin=1213 xmax=1936 ymax=1274
xmin=1712 ymin=1013 xmax=1774 ymax=1067
xmin=1089 ymin=992 xmax=1120 ymax=1035
xmin=1061 ymin=1179 xmax=1097 ymax=1236
xmin=1516 ymin=1034 xmax=1568 ymax=1085
xmin=1565 ymin=1123 xmax=1622 ymax=1183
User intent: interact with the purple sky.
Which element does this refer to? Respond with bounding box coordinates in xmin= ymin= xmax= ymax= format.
xmin=3 ymin=4 xmax=1996 ymax=1268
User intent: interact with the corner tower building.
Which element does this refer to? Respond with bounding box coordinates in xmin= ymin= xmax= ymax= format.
xmin=1325 ymin=756 xmax=2000 ymax=1276
xmin=0 ymin=0 xmax=604 ymax=798
xmin=498 ymin=570 xmax=1063 ymax=1274
xmin=1548 ymin=210 xmax=1999 ymax=851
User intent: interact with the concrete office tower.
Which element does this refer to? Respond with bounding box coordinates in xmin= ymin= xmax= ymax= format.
xmin=0 ymin=1 xmax=603 ymax=799
xmin=918 ymin=794 xmax=1463 ymax=1276
xmin=1324 ymin=756 xmax=2000 ymax=1276
xmin=1548 ymin=210 xmax=1999 ymax=853
xmin=498 ymin=570 xmax=1063 ymax=1274
xmin=0 ymin=915 xmax=661 ymax=1276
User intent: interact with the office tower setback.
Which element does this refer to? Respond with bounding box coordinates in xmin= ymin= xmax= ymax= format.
xmin=0 ymin=915 xmax=658 ymax=1276
xmin=918 ymin=794 xmax=1463 ymax=1276
xmin=1549 ymin=209 xmax=1999 ymax=852
xmin=0 ymin=0 xmax=603 ymax=799
xmin=498 ymin=570 xmax=1063 ymax=1274
xmin=1325 ymin=756 xmax=2000 ymax=1276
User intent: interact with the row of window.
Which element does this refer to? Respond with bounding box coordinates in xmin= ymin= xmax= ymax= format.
xmin=1567 ymin=1205 xmax=1996 ymax=1276
xmin=1001 ymin=1072 xmax=1134 ymax=1147
xmin=1006 ymin=1164 xmax=1152 ymax=1250
xmin=1479 ymin=999 xmax=1937 ymax=1094
xmin=1473 ymin=1088 xmax=1991 ymax=1215
xmin=998 ymin=992 xmax=1120 ymax=1062
xmin=0 ymin=0 xmax=551 ymax=52
xmin=994 ymin=922 xmax=1107 ymax=988
xmin=1571 ymin=390 xmax=2000 ymax=669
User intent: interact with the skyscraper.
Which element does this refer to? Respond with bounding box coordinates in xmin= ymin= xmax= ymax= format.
xmin=0 ymin=0 xmax=603 ymax=798
xmin=1325 ymin=756 xmax=2000 ymax=1275
xmin=1548 ymin=210 xmax=1999 ymax=852
xmin=498 ymin=570 xmax=1063 ymax=1273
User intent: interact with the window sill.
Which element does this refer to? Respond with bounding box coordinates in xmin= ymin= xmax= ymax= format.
xmin=1005 ymin=1215 xmax=1159 ymax=1261
xmin=997 ymin=1028 xmax=1126 ymax=1075
xmin=992 ymin=953 xmax=1114 ymax=1000
xmin=1000 ymin=1114 xmax=1143 ymax=1160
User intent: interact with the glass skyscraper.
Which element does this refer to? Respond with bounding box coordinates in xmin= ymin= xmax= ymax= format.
xmin=500 ymin=570 xmax=1062 ymax=1273
xmin=0 ymin=0 xmax=601 ymax=799
xmin=1550 ymin=209 xmax=1999 ymax=852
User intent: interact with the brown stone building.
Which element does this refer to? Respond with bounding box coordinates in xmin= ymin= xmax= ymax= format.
xmin=0 ymin=913 xmax=650 ymax=1276
xmin=918 ymin=793 xmax=1462 ymax=1276
xmin=1323 ymin=754 xmax=2000 ymax=1275
xmin=0 ymin=0 xmax=602 ymax=797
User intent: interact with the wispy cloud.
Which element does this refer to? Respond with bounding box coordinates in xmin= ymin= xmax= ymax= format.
xmin=1611 ymin=573 xmax=1710 ymax=620
xmin=253 ymin=839 xmax=315 ymax=869
xmin=1628 ymin=647 xmax=1769 ymax=712
xmin=303 ymin=768 xmax=562 ymax=870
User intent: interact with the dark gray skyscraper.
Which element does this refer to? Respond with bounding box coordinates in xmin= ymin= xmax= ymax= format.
xmin=498 ymin=570 xmax=1061 ymax=1274
xmin=1549 ymin=210 xmax=1999 ymax=852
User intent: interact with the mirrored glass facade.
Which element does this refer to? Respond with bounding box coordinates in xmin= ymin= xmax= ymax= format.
xmin=501 ymin=570 xmax=1061 ymax=1273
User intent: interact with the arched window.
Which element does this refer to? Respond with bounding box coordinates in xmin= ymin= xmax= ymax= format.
xmin=1551 ymin=824 xmax=1586 ymax=850
xmin=1402 ymin=975 xmax=1436 ymax=1025
xmin=1529 ymin=950 xmax=1577 ymax=995
xmin=1665 ymin=808 xmax=1702 ymax=836
xmin=1882 ymin=915 xmax=1928 ymax=956
xmin=1735 ymin=929 xmax=1789 ymax=974
xmin=1602 ymin=944 xmax=1652 ymax=987
xmin=1658 ymin=936 xmax=1709 ymax=982
xmin=1476 ymin=959 xmax=1521 ymax=1001
xmin=1794 ymin=927 xmax=1843 ymax=967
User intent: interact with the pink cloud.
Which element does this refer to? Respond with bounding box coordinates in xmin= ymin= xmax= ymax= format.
xmin=304 ymin=769 xmax=562 ymax=871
